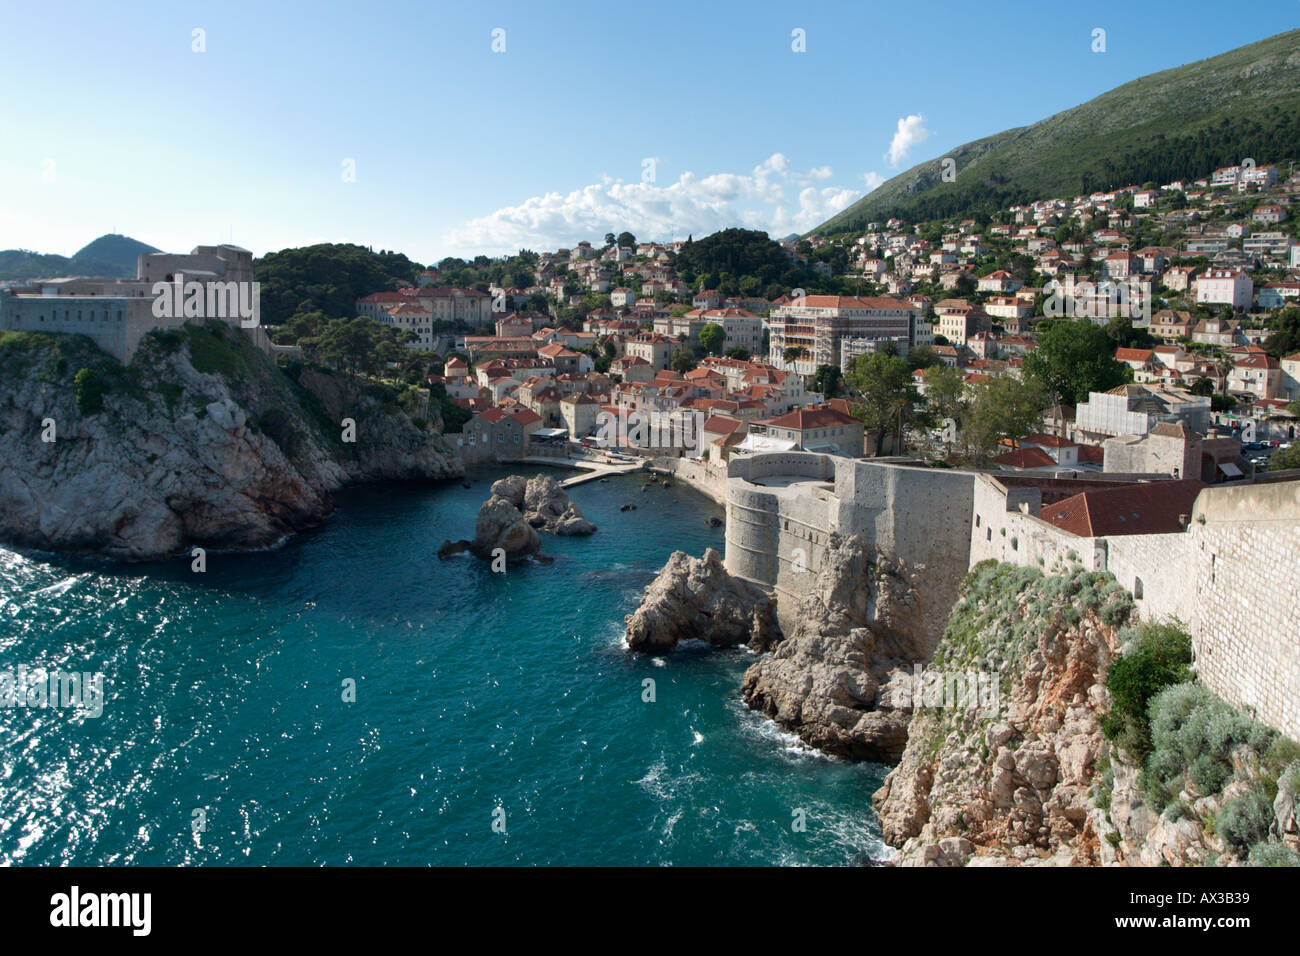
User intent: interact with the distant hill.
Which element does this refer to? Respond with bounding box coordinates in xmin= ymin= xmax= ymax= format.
xmin=0 ymin=233 xmax=160 ymax=281
xmin=72 ymin=234 xmax=160 ymax=275
xmin=814 ymin=29 xmax=1300 ymax=234
xmin=254 ymin=243 xmax=425 ymax=324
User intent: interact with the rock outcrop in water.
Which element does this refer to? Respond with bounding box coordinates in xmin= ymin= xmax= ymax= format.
xmin=741 ymin=533 xmax=927 ymax=761
xmin=438 ymin=473 xmax=594 ymax=562
xmin=489 ymin=474 xmax=596 ymax=536
xmin=0 ymin=323 xmax=463 ymax=560
xmin=624 ymin=548 xmax=780 ymax=653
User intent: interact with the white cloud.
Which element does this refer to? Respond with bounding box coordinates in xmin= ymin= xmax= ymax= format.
xmin=862 ymin=171 xmax=886 ymax=191
xmin=441 ymin=154 xmax=862 ymax=256
xmin=885 ymin=114 xmax=932 ymax=168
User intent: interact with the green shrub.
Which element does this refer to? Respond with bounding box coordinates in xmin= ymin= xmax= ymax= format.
xmin=185 ymin=322 xmax=246 ymax=378
xmin=1141 ymin=683 xmax=1277 ymax=811
xmin=74 ymin=367 xmax=107 ymax=414
xmin=1103 ymin=621 xmax=1193 ymax=760
xmin=1217 ymin=790 xmax=1274 ymax=856
xmin=1247 ymin=842 xmax=1300 ymax=867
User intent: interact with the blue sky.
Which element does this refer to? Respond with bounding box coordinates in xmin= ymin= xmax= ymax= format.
xmin=1 ymin=0 xmax=1297 ymax=264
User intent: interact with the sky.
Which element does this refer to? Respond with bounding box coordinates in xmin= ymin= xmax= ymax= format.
xmin=1 ymin=0 xmax=1297 ymax=265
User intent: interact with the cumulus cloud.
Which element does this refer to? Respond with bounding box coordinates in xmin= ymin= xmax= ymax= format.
xmin=885 ymin=114 xmax=932 ymax=168
xmin=441 ymin=154 xmax=861 ymax=256
xmin=862 ymin=171 xmax=886 ymax=191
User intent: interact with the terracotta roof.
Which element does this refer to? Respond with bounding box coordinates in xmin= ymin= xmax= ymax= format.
xmin=992 ymin=447 xmax=1057 ymax=469
xmin=1043 ymin=479 xmax=1206 ymax=537
xmin=1024 ymin=433 xmax=1077 ymax=449
xmin=1149 ymin=422 xmax=1200 ymax=439
xmin=702 ymin=415 xmax=745 ymax=435
xmin=476 ymin=407 xmax=542 ymax=426
xmin=757 ymin=405 xmax=858 ymax=430
xmin=782 ymin=295 xmax=918 ymax=310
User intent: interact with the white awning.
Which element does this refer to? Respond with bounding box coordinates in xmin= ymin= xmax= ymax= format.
xmin=737 ymin=434 xmax=797 ymax=453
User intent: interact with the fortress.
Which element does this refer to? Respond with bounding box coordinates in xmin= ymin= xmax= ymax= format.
xmin=723 ymin=453 xmax=1300 ymax=741
xmin=0 ymin=244 xmax=267 ymax=363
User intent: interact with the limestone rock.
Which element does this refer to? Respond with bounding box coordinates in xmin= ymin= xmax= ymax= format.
xmin=472 ymin=494 xmax=541 ymax=559
xmin=493 ymin=474 xmax=596 ymax=535
xmin=741 ymin=533 xmax=927 ymax=761
xmin=0 ymin=324 xmax=462 ymax=559
xmin=624 ymin=548 xmax=780 ymax=653
xmin=873 ymin=568 xmax=1122 ymax=865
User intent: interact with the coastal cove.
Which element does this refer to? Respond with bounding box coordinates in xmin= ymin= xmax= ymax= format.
xmin=0 ymin=466 xmax=888 ymax=866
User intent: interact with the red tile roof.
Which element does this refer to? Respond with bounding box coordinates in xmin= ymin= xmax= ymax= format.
xmin=1042 ymin=479 xmax=1206 ymax=537
xmin=992 ymin=447 xmax=1057 ymax=469
xmin=757 ymin=405 xmax=858 ymax=430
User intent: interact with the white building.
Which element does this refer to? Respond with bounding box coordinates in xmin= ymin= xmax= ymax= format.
xmin=1195 ymin=269 xmax=1253 ymax=311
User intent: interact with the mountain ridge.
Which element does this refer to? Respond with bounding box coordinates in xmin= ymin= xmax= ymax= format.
xmin=0 ymin=233 xmax=160 ymax=281
xmin=814 ymin=29 xmax=1300 ymax=234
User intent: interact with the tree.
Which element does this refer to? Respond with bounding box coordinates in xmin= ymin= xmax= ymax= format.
xmin=782 ymin=345 xmax=809 ymax=364
xmin=723 ymin=346 xmax=751 ymax=360
xmin=698 ymin=322 xmax=726 ymax=355
xmin=846 ymin=352 xmax=919 ymax=457
xmin=960 ymin=374 xmax=1047 ymax=464
xmin=1269 ymin=446 xmax=1300 ymax=471
xmin=671 ymin=346 xmax=697 ymax=373
xmin=617 ymin=232 xmax=636 ymax=250
xmin=923 ymin=364 xmax=966 ymax=452
xmin=1262 ymin=307 xmax=1300 ymax=359
xmin=1104 ymin=315 xmax=1154 ymax=350
xmin=907 ymin=344 xmax=940 ymax=370
xmin=1189 ymin=376 xmax=1215 ymax=397
xmin=811 ymin=364 xmax=843 ymax=399
xmin=1022 ymin=317 xmax=1126 ymax=405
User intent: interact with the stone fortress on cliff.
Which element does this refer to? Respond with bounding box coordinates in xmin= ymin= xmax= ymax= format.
xmin=0 ymin=244 xmax=264 ymax=363
xmin=722 ymin=452 xmax=1300 ymax=741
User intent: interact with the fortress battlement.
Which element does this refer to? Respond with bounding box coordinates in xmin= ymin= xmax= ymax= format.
xmin=725 ymin=452 xmax=1300 ymax=740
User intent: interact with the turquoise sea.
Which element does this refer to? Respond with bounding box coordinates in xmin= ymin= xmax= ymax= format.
xmin=0 ymin=466 xmax=887 ymax=866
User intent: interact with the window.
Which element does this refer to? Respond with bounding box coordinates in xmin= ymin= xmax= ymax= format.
xmin=1134 ymin=578 xmax=1144 ymax=600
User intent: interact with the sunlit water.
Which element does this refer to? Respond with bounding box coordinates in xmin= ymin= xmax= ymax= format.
xmin=0 ymin=466 xmax=887 ymax=865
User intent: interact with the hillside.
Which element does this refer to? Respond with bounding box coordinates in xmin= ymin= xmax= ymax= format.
xmin=71 ymin=233 xmax=160 ymax=274
xmin=815 ymin=29 xmax=1300 ymax=234
xmin=254 ymin=243 xmax=425 ymax=324
xmin=0 ymin=233 xmax=159 ymax=280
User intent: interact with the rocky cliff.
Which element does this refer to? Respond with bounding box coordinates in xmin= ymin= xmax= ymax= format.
xmin=0 ymin=323 xmax=463 ymax=559
xmin=624 ymin=548 xmax=780 ymax=653
xmin=741 ymin=533 xmax=929 ymax=761
xmin=873 ymin=560 xmax=1300 ymax=867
